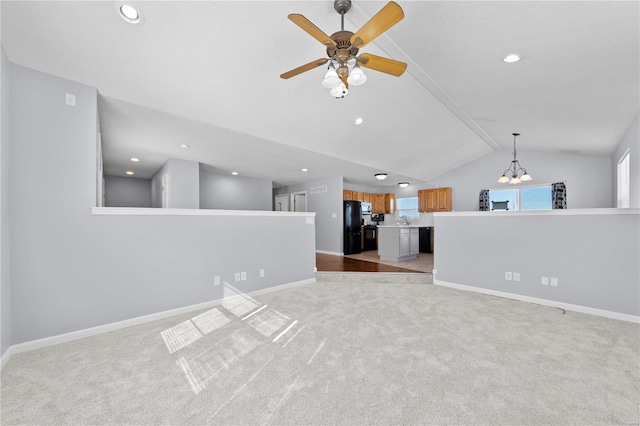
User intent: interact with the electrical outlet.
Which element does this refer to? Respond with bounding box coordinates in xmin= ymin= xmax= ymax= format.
xmin=550 ymin=277 xmax=558 ymax=287
xmin=541 ymin=276 xmax=549 ymax=286
xmin=214 ymin=276 xmax=220 ymax=286
xmin=259 ymin=269 xmax=265 ymax=278
xmin=505 ymin=271 xmax=512 ymax=281
xmin=235 ymin=273 xmax=241 ymax=282
xmin=241 ymin=272 xmax=247 ymax=281
xmin=65 ymin=93 xmax=76 ymax=106
xmin=513 ymin=272 xmax=520 ymax=282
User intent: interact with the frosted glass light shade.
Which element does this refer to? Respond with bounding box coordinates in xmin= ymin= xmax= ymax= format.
xmin=347 ymin=66 xmax=367 ymax=86
xmin=498 ymin=175 xmax=510 ymax=183
xmin=330 ymin=84 xmax=348 ymax=98
xmin=322 ymin=69 xmax=341 ymax=89
xmin=509 ymin=177 xmax=521 ymax=184
xmin=520 ymin=173 xmax=532 ymax=181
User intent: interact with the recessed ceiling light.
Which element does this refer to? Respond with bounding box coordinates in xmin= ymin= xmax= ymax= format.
xmin=126 ymin=171 xmax=134 ymax=175
xmin=503 ymin=54 xmax=521 ymax=63
xmin=117 ymin=3 xmax=144 ymax=25
xmin=301 ymin=168 xmax=308 ymax=172
xmin=375 ymin=173 xmax=388 ymax=180
xmin=130 ymin=157 xmax=139 ymax=162
xmin=179 ymin=144 xmax=190 ymax=149
xmin=354 ymin=118 xmax=364 ymax=125
xmin=231 ymin=171 xmax=238 ymax=175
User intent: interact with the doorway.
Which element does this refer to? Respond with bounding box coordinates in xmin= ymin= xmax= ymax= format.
xmin=274 ymin=194 xmax=289 ymax=211
xmin=291 ymin=191 xmax=307 ymax=212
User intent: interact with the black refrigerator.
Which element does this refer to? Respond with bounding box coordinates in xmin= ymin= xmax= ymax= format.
xmin=344 ymin=200 xmax=362 ymax=255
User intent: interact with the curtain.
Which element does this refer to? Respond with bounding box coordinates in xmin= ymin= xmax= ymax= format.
xmin=552 ymin=182 xmax=566 ymax=209
xmin=479 ymin=189 xmax=490 ymax=211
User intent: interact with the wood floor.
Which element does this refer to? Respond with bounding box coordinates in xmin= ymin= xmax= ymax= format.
xmin=316 ymin=252 xmax=431 ymax=273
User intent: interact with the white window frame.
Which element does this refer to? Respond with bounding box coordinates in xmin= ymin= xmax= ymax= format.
xmin=396 ymin=196 xmax=419 ymax=220
xmin=489 ymin=183 xmax=553 ymax=212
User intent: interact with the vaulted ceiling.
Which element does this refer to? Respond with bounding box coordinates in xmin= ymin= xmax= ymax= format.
xmin=2 ymin=1 xmax=638 ymax=188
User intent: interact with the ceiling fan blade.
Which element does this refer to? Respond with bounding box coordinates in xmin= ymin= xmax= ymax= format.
xmin=358 ymin=53 xmax=407 ymax=77
xmin=280 ymin=58 xmax=329 ymax=79
xmin=288 ymin=14 xmax=337 ymax=47
xmin=350 ymin=1 xmax=404 ymax=49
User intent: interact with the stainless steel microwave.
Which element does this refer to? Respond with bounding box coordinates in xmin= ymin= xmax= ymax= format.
xmin=361 ymin=202 xmax=372 ymax=215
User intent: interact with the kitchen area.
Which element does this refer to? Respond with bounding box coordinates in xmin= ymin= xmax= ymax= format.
xmin=343 ymin=196 xmax=438 ymax=273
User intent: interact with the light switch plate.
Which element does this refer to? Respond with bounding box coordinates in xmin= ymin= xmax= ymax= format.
xmin=513 ymin=272 xmax=520 ymax=282
xmin=541 ymin=276 xmax=549 ymax=286
xmin=550 ymin=277 xmax=558 ymax=287
xmin=505 ymin=271 xmax=512 ymax=281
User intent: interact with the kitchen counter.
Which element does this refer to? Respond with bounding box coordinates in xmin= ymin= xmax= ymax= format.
xmin=378 ymin=226 xmax=420 ymax=261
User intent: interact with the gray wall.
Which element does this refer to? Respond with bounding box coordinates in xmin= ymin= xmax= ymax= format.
xmin=199 ymin=169 xmax=272 ymax=211
xmin=613 ymin=112 xmax=639 ymax=208
xmin=412 ymin=150 xmax=613 ymax=211
xmin=1 ymin=47 xmax=11 ymax=358
xmin=434 ymin=211 xmax=640 ymax=317
xmin=151 ymin=158 xmax=199 ymax=209
xmin=274 ymin=176 xmax=344 ymax=254
xmin=104 ymin=175 xmax=152 ymax=208
xmin=8 ymin=63 xmax=316 ymax=344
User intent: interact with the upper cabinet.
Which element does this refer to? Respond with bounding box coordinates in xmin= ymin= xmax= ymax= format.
xmin=372 ymin=193 xmax=395 ymax=214
xmin=344 ymin=191 xmax=394 ymax=214
xmin=418 ymin=187 xmax=452 ymax=212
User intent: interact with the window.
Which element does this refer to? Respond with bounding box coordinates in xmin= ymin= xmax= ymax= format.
xmin=396 ymin=197 xmax=419 ymax=220
xmin=489 ymin=185 xmax=552 ymax=211
xmin=617 ymin=150 xmax=630 ymax=208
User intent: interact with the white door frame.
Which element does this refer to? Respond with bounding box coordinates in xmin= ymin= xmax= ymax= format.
xmin=291 ymin=191 xmax=307 ymax=212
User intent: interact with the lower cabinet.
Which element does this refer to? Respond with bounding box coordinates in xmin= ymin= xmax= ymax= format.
xmin=379 ymin=227 xmax=419 ymax=261
xmin=399 ymin=230 xmax=411 ymax=257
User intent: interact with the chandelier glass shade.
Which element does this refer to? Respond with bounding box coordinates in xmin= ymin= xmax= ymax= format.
xmin=321 ymin=63 xmax=341 ymax=89
xmin=498 ymin=133 xmax=532 ymax=184
xmin=322 ymin=60 xmax=367 ymax=97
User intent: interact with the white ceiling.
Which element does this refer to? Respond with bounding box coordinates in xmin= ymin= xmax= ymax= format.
xmin=2 ymin=1 xmax=638 ymax=188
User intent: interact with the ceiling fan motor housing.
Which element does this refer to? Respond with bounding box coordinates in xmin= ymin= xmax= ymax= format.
xmin=327 ymin=31 xmax=359 ymax=63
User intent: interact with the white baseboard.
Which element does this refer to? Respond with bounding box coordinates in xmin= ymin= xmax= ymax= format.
xmin=1 ymin=346 xmax=13 ymax=369
xmin=434 ymin=279 xmax=640 ymax=324
xmin=2 ymin=278 xmax=316 ymax=368
xmin=316 ymin=250 xmax=343 ymax=256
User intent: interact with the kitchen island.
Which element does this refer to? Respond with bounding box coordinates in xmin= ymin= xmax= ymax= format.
xmin=377 ymin=226 xmax=420 ymax=261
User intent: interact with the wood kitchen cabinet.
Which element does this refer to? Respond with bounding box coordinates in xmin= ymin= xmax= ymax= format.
xmin=418 ymin=187 xmax=452 ymax=212
xmin=354 ymin=192 xmax=364 ymax=202
xmin=343 ymin=190 xmax=353 ymax=201
xmin=363 ymin=193 xmax=370 ymax=203
xmin=372 ymin=193 xmax=395 ymax=214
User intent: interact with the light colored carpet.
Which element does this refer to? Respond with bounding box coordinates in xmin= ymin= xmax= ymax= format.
xmin=2 ymin=277 xmax=638 ymax=425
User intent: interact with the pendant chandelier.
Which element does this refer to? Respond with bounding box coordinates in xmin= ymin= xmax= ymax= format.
xmin=498 ymin=133 xmax=532 ymax=184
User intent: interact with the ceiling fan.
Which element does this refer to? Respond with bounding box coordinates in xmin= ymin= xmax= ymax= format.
xmin=280 ymin=0 xmax=407 ymax=98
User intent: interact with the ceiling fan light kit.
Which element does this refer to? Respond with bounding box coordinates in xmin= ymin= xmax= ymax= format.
xmin=498 ymin=133 xmax=533 ymax=184
xmin=280 ymin=0 xmax=408 ymax=98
